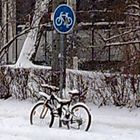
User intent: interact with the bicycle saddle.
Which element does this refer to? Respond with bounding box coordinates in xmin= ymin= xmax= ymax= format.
xmin=68 ymin=89 xmax=80 ymax=96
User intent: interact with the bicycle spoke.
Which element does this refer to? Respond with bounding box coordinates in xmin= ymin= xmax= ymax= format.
xmin=30 ymin=102 xmax=53 ymax=127
xmin=70 ymin=104 xmax=91 ymax=131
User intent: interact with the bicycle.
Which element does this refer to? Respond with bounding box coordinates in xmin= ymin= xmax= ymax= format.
xmin=55 ymin=12 xmax=72 ymax=28
xmin=30 ymin=84 xmax=92 ymax=131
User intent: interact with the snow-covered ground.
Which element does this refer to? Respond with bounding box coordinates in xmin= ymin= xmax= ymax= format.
xmin=0 ymin=98 xmax=140 ymax=140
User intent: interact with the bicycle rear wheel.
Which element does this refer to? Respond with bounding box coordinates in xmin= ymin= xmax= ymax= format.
xmin=30 ymin=101 xmax=54 ymax=127
xmin=70 ymin=103 xmax=91 ymax=131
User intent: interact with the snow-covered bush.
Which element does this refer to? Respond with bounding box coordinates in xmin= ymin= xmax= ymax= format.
xmin=66 ymin=70 xmax=140 ymax=107
xmin=0 ymin=66 xmax=140 ymax=107
xmin=0 ymin=66 xmax=52 ymax=100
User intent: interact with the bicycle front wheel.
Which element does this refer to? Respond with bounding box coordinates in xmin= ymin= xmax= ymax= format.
xmin=70 ymin=103 xmax=91 ymax=131
xmin=30 ymin=101 xmax=54 ymax=127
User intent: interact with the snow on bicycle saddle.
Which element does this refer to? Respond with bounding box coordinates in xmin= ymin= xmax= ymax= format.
xmin=68 ymin=89 xmax=80 ymax=96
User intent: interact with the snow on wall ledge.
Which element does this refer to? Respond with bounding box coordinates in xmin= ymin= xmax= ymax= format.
xmin=0 ymin=66 xmax=140 ymax=107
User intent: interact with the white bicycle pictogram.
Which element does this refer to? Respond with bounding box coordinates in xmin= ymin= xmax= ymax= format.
xmin=55 ymin=12 xmax=73 ymax=28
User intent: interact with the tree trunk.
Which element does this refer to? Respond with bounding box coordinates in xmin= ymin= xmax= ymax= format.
xmin=1 ymin=0 xmax=16 ymax=64
xmin=15 ymin=0 xmax=51 ymax=68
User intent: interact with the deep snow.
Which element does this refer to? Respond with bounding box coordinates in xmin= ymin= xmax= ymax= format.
xmin=0 ymin=98 xmax=140 ymax=140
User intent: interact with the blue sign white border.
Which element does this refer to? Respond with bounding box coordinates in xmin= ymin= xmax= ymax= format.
xmin=53 ymin=4 xmax=76 ymax=34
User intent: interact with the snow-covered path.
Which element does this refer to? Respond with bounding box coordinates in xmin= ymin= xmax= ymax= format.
xmin=0 ymin=98 xmax=140 ymax=140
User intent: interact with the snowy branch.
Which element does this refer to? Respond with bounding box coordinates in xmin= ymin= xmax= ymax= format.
xmin=0 ymin=23 xmax=50 ymax=60
xmin=106 ymin=40 xmax=140 ymax=47
xmin=0 ymin=27 xmax=30 ymax=58
xmin=126 ymin=4 xmax=140 ymax=10
xmin=124 ymin=12 xmax=140 ymax=18
xmin=105 ymin=28 xmax=140 ymax=42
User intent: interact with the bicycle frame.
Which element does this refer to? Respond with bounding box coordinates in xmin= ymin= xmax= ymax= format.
xmin=30 ymin=84 xmax=92 ymax=131
xmin=39 ymin=91 xmax=82 ymax=128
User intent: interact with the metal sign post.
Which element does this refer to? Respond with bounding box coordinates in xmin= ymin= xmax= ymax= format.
xmin=59 ymin=33 xmax=65 ymax=98
xmin=53 ymin=4 xmax=75 ymax=98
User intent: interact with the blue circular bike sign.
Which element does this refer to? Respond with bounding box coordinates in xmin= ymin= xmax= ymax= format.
xmin=53 ymin=4 xmax=75 ymax=34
